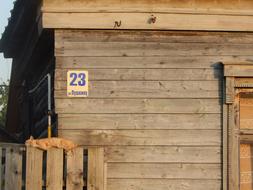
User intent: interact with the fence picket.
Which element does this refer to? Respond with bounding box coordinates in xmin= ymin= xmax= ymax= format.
xmin=47 ymin=148 xmax=64 ymax=190
xmin=66 ymin=148 xmax=84 ymax=190
xmin=88 ymin=148 xmax=105 ymax=190
xmin=5 ymin=147 xmax=22 ymax=190
xmin=26 ymin=147 xmax=43 ymax=190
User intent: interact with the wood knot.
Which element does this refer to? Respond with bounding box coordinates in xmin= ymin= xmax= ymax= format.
xmin=148 ymin=15 xmax=157 ymax=24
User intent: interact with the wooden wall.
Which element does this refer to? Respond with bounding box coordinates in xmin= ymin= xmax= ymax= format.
xmin=42 ymin=0 xmax=253 ymax=31
xmin=54 ymin=30 xmax=253 ymax=190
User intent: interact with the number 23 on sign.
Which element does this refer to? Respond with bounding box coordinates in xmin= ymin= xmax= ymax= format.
xmin=67 ymin=70 xmax=89 ymax=97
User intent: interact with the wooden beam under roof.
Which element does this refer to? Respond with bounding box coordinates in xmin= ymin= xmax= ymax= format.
xmin=42 ymin=0 xmax=253 ymax=31
xmin=42 ymin=0 xmax=253 ymax=14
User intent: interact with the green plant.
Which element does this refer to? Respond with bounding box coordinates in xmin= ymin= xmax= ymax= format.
xmin=0 ymin=81 xmax=9 ymax=127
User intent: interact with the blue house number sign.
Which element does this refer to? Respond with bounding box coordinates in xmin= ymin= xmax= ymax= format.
xmin=67 ymin=70 xmax=89 ymax=97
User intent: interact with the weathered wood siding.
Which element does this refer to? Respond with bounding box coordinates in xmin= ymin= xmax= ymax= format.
xmin=43 ymin=0 xmax=253 ymax=13
xmin=54 ymin=30 xmax=253 ymax=190
xmin=42 ymin=0 xmax=253 ymax=31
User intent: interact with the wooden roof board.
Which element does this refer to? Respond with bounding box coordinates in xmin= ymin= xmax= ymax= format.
xmin=42 ymin=0 xmax=253 ymax=14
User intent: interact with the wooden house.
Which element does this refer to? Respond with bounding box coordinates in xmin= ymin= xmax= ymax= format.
xmin=1 ymin=0 xmax=253 ymax=189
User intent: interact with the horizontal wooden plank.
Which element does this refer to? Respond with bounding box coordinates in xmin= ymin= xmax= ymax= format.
xmin=55 ymin=56 xmax=253 ymax=69
xmin=105 ymin=146 xmax=221 ymax=163
xmin=108 ymin=179 xmax=221 ymax=190
xmin=240 ymin=129 xmax=253 ymax=135
xmin=42 ymin=0 xmax=253 ymax=14
xmin=55 ymin=69 xmax=221 ymax=81
xmin=58 ymin=130 xmax=221 ymax=146
xmin=0 ymin=143 xmax=25 ymax=148
xmin=55 ymin=30 xmax=253 ymax=44
xmin=224 ymin=65 xmax=253 ymax=77
xmin=240 ymin=135 xmax=253 ymax=143
xmin=58 ymin=114 xmax=221 ymax=130
xmin=55 ymin=41 xmax=253 ymax=57
xmin=235 ymin=78 xmax=253 ymax=87
xmin=55 ymin=99 xmax=221 ymax=114
xmin=44 ymin=12 xmax=253 ymax=32
xmin=107 ymin=163 xmax=221 ymax=179
xmin=55 ymin=81 xmax=220 ymax=98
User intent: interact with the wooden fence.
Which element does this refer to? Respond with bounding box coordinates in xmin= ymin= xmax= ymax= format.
xmin=0 ymin=144 xmax=105 ymax=190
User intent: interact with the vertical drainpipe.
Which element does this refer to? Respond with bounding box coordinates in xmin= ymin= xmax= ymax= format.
xmin=47 ymin=73 xmax=52 ymax=138
xmin=28 ymin=73 xmax=52 ymax=138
